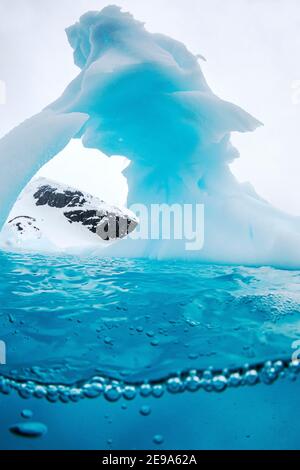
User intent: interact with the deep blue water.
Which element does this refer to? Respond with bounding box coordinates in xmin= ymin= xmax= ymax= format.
xmin=0 ymin=252 xmax=300 ymax=449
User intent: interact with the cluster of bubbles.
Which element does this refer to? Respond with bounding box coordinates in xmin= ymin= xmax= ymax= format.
xmin=0 ymin=359 xmax=299 ymax=403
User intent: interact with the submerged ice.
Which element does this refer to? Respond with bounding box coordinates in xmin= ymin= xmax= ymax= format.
xmin=1 ymin=5 xmax=300 ymax=266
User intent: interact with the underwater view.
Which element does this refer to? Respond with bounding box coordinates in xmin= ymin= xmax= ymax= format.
xmin=1 ymin=252 xmax=300 ymax=449
xmin=1 ymin=0 xmax=300 ymax=455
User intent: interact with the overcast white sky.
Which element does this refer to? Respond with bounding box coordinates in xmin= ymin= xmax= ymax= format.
xmin=0 ymin=0 xmax=300 ymax=213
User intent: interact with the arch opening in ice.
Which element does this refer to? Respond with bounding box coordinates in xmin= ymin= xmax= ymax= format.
xmin=0 ymin=6 xmax=300 ymax=266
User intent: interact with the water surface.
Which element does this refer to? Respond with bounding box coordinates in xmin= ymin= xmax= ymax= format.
xmin=0 ymin=252 xmax=299 ymax=385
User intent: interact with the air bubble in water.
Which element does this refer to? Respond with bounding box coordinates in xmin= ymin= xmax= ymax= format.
xmin=167 ymin=377 xmax=183 ymax=393
xmin=185 ymin=375 xmax=201 ymax=392
xmin=152 ymin=384 xmax=164 ymax=398
xmin=153 ymin=434 xmax=164 ymax=445
xmin=212 ymin=375 xmax=227 ymax=392
xmin=140 ymin=383 xmax=152 ymax=397
xmin=10 ymin=422 xmax=47 ymax=438
xmin=244 ymin=370 xmax=258 ymax=385
xmin=104 ymin=385 xmax=122 ymax=402
xmin=140 ymin=405 xmax=151 ymax=416
xmin=123 ymin=385 xmax=136 ymax=400
xmin=21 ymin=409 xmax=33 ymax=419
xmin=83 ymin=383 xmax=103 ymax=398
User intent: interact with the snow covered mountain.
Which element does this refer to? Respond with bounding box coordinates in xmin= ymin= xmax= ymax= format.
xmin=0 ymin=178 xmax=137 ymax=253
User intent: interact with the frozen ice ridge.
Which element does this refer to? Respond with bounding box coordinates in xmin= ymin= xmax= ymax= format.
xmin=0 ymin=6 xmax=300 ymax=266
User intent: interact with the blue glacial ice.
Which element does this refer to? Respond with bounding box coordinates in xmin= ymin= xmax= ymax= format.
xmin=1 ymin=5 xmax=300 ymax=266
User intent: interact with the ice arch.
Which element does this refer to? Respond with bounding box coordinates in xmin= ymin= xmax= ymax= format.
xmin=0 ymin=6 xmax=300 ymax=266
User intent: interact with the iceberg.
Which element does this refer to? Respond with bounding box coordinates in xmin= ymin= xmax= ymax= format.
xmin=1 ymin=5 xmax=300 ymax=266
xmin=0 ymin=111 xmax=88 ymax=229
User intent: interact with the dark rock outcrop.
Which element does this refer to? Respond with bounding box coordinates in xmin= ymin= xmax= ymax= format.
xmin=33 ymin=182 xmax=137 ymax=241
xmin=33 ymin=185 xmax=88 ymax=208
xmin=8 ymin=216 xmax=40 ymax=234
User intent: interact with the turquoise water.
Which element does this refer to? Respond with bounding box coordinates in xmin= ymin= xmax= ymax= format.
xmin=0 ymin=252 xmax=300 ymax=449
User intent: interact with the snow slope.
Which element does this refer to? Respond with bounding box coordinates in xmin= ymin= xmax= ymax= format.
xmin=0 ymin=177 xmax=137 ymax=253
